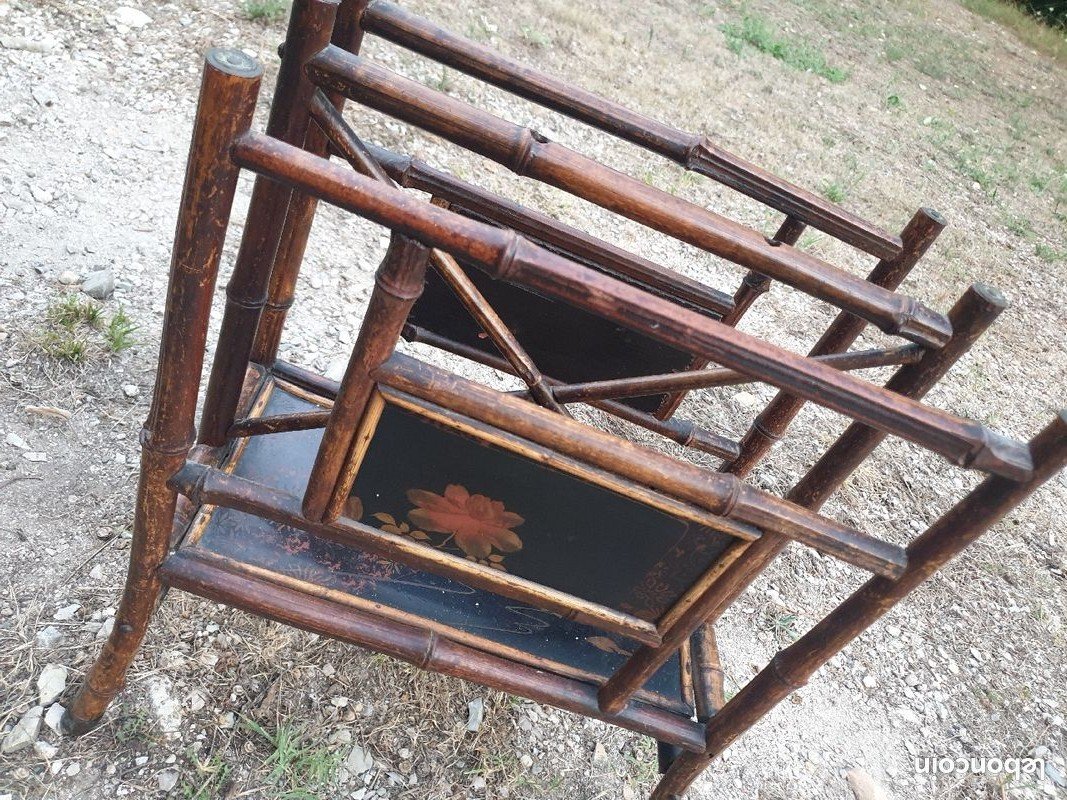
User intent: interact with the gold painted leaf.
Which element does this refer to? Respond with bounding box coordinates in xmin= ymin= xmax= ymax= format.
xmin=585 ymin=636 xmax=632 ymax=656
xmin=373 ymin=512 xmax=397 ymax=525
xmin=410 ymin=530 xmax=430 ymax=540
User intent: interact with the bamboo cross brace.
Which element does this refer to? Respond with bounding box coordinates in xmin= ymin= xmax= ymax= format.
xmin=307 ymin=89 xmax=569 ymax=416
xmin=400 ymin=324 xmax=742 ymax=460
xmin=528 ymin=344 xmax=925 ymax=405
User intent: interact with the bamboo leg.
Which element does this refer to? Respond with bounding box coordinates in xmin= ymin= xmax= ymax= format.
xmin=251 ymin=0 xmax=371 ymax=364
xmin=652 ymin=409 xmax=1067 ymax=799
xmin=63 ymin=50 xmax=262 ymax=734
xmin=723 ymin=208 xmax=946 ymax=476
xmin=198 ymin=0 xmax=339 ymax=446
xmin=303 ymin=234 xmax=430 ymax=522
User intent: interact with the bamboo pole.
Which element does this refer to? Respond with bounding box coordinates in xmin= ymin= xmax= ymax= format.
xmin=198 ymin=0 xmax=340 ymax=447
xmin=64 ymin=49 xmax=263 ymax=734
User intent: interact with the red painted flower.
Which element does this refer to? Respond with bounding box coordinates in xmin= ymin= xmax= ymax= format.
xmin=406 ymin=484 xmax=524 ymax=559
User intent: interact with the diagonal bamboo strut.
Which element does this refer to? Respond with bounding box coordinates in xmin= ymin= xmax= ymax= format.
xmin=307 ymin=89 xmax=570 ymax=417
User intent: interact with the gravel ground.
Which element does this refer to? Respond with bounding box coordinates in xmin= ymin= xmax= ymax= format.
xmin=0 ymin=0 xmax=1065 ymax=798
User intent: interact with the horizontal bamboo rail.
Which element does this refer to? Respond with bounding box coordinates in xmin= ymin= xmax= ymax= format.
xmin=541 ymin=344 xmax=924 ymax=405
xmin=229 ymin=131 xmax=1032 ymax=482
xmin=272 ymin=357 xmax=755 ymax=540
xmin=359 ymin=0 xmax=902 ymax=260
xmin=161 ymin=548 xmax=706 ymax=751
xmin=306 ymin=47 xmax=950 ymax=348
xmin=359 ymin=142 xmax=735 ymax=318
xmin=377 ymin=353 xmax=907 ymax=577
xmin=229 ymin=410 xmax=332 ymax=437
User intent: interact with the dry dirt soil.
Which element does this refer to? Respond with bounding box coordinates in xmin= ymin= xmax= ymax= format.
xmin=1 ymin=0 xmax=1065 ymax=798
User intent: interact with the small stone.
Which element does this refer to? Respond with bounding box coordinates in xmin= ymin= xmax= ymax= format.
xmin=187 ymin=691 xmax=206 ymax=713
xmin=30 ymin=185 xmax=53 ymax=204
xmin=89 ymin=565 xmax=105 ymax=581
xmin=592 ymin=742 xmax=607 ymax=762
xmin=122 ymin=384 xmax=140 ymax=398
xmin=466 ymin=698 xmax=484 ymax=732
xmin=157 ymin=768 xmax=179 ymax=792
xmin=33 ymin=740 xmax=58 ymax=759
xmin=904 ymin=672 xmax=920 ymax=687
xmin=330 ymin=696 xmax=350 ymax=708
xmin=36 ymin=664 xmax=67 ymax=706
xmin=519 ymin=754 xmax=533 ymax=768
xmin=1046 ymin=761 xmax=1067 ymax=789
xmin=108 ymin=7 xmax=152 ymax=28
xmin=54 ymin=604 xmax=80 ymax=621
xmin=81 ymin=269 xmax=115 ymax=300
xmin=0 ymin=36 xmax=58 ymax=52
xmin=472 ymin=776 xmax=486 ymax=791
xmin=861 ymin=674 xmax=877 ymax=689
xmin=44 ymin=704 xmax=66 ymax=736
xmin=846 ymin=768 xmax=889 ymax=800
xmin=733 ymin=391 xmax=758 ymax=408
xmin=23 ymin=451 xmax=47 ymax=462
xmin=2 ymin=706 xmax=43 ymax=754
xmin=217 ymin=711 xmax=236 ymax=729
xmin=135 ymin=755 xmax=149 ymax=767
xmin=66 ymin=761 xmax=81 ymax=776
xmin=328 ymin=728 xmax=352 ymax=746
xmin=5 ymin=432 xmax=29 ymax=450
xmin=345 ymin=744 xmax=374 ymax=775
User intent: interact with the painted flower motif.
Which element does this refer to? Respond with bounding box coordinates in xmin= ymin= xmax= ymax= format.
xmin=373 ymin=513 xmax=430 ymax=542
xmin=406 ymin=484 xmax=524 ymax=560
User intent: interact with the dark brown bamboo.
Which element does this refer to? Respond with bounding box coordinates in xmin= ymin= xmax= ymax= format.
xmin=691 ymin=284 xmax=1013 ymax=637
xmin=251 ymin=0 xmax=372 ymax=364
xmin=402 ymin=323 xmax=741 ymax=460
xmin=64 ymin=49 xmax=262 ymax=735
xmin=690 ymin=625 xmax=725 ymax=723
xmin=719 ymin=216 xmax=806 ymax=328
xmin=197 ymin=0 xmax=339 ymax=448
xmin=170 ymin=461 xmax=662 ymax=644
xmin=652 ymin=409 xmax=1067 ymax=799
xmin=359 ymin=1 xmax=902 ymax=260
xmin=230 ymin=133 xmax=1032 ymax=482
xmin=307 ymin=93 xmax=567 ymax=415
xmin=361 ymin=142 xmax=735 ymax=319
xmin=229 ymin=410 xmax=332 ymax=437
xmin=303 ymin=234 xmax=430 ymax=522
xmin=542 ymin=345 xmax=924 ymax=405
xmin=161 ymin=549 xmax=705 ymax=751
xmin=379 ymin=353 xmax=907 ymax=577
xmin=724 ymin=208 xmax=947 ymax=476
xmin=305 ymin=48 xmax=951 ymax=348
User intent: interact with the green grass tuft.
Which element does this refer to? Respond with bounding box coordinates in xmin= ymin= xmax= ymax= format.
xmin=241 ymin=717 xmax=342 ymax=798
xmin=959 ymin=0 xmax=1067 ymax=65
xmin=720 ymin=15 xmax=848 ymax=83
xmin=105 ymin=307 xmax=137 ymax=353
xmin=242 ymin=0 xmax=288 ymax=23
xmin=822 ymin=181 xmax=847 ymax=203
